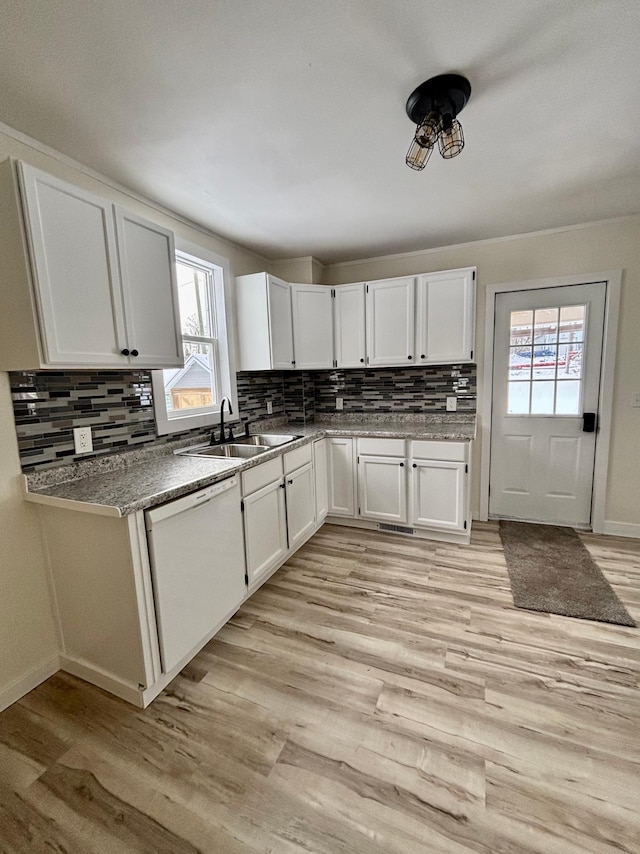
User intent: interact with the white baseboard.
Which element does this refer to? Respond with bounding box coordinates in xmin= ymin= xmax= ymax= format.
xmin=0 ymin=655 xmax=60 ymax=712
xmin=599 ymin=521 xmax=640 ymax=539
xmin=60 ymin=656 xmax=144 ymax=706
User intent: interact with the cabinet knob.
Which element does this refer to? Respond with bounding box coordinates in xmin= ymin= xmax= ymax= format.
xmin=360 ymin=358 xmax=364 ymax=363
xmin=130 ymin=349 xmax=139 ymax=357
xmin=287 ymin=479 xmax=293 ymax=485
xmin=399 ymin=462 xmax=404 ymax=467
xmin=420 ymin=354 xmax=426 ymax=360
xmin=291 ymin=360 xmax=296 ymax=366
xmin=412 ymin=463 xmax=417 ymax=468
xmin=280 ymin=483 xmax=286 ymax=489
xmin=121 ymin=348 xmax=130 ymax=356
xmin=407 ymin=355 xmax=412 ymax=360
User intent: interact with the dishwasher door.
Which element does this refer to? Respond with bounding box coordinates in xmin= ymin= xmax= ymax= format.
xmin=145 ymin=476 xmax=245 ymax=674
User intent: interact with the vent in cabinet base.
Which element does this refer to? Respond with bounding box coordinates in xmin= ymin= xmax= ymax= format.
xmin=379 ymin=523 xmax=415 ymax=535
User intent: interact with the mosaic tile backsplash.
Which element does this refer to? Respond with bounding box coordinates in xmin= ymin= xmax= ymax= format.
xmin=9 ymin=364 xmax=475 ymax=471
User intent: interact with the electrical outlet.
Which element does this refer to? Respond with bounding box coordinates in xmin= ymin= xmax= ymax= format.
xmin=446 ymin=396 xmax=457 ymax=412
xmin=266 ymin=400 xmax=273 ymax=415
xmin=336 ymin=397 xmax=343 ymax=410
xmin=73 ymin=426 xmax=93 ymax=454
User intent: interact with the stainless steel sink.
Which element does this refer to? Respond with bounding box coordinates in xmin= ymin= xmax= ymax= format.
xmin=180 ymin=444 xmax=269 ymax=459
xmin=235 ymin=433 xmax=301 ymax=447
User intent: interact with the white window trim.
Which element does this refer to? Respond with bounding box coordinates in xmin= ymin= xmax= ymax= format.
xmin=153 ymin=239 xmax=239 ymax=436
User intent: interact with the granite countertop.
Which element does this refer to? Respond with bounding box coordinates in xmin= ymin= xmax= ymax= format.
xmin=23 ymin=414 xmax=476 ymax=517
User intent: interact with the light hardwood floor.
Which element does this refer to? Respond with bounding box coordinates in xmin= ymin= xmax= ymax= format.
xmin=1 ymin=521 xmax=639 ymax=853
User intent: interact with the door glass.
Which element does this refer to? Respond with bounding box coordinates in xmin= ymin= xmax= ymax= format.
xmin=507 ymin=305 xmax=586 ymax=415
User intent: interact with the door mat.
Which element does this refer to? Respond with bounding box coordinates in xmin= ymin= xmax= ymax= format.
xmin=499 ymin=520 xmax=636 ymax=627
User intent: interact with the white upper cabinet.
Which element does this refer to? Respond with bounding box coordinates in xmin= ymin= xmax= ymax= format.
xmin=291 ymin=284 xmax=334 ymax=369
xmin=235 ymin=273 xmax=295 ymax=370
xmin=366 ymin=276 xmax=415 ymax=367
xmin=114 ymin=208 xmax=182 ymax=368
xmin=0 ymin=159 xmax=182 ymax=370
xmin=415 ymin=268 xmax=475 ymax=364
xmin=334 ymin=283 xmax=366 ymax=368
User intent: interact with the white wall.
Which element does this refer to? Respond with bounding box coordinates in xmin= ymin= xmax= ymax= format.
xmin=322 ymin=218 xmax=640 ymax=531
xmin=0 ymin=129 xmax=269 ymax=705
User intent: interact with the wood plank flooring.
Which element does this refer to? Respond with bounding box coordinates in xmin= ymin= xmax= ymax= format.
xmin=1 ymin=521 xmax=639 ymax=853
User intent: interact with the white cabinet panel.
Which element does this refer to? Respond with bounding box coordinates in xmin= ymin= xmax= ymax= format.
xmin=285 ymin=462 xmax=316 ymax=550
xmin=243 ymin=478 xmax=288 ymax=584
xmin=415 ymin=268 xmax=475 ymax=364
xmin=327 ymin=437 xmax=356 ymax=516
xmin=114 ymin=208 xmax=182 ymax=368
xmin=268 ymin=277 xmax=295 ymax=369
xmin=334 ymin=283 xmax=366 ymax=368
xmin=358 ymin=454 xmax=407 ymax=524
xmin=313 ymin=439 xmax=329 ymax=523
xmin=366 ymin=277 xmax=415 ymax=367
xmin=411 ymin=459 xmax=466 ymax=532
xmin=292 ymin=284 xmax=334 ymax=369
xmin=19 ymin=162 xmax=127 ymax=366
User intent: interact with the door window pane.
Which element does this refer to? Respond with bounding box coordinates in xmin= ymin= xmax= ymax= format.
xmin=555 ymin=380 xmax=581 ymax=415
xmin=508 ymin=382 xmax=530 ymax=414
xmin=509 ymin=346 xmax=532 ymax=380
xmin=533 ymin=307 xmax=558 ymax=344
xmin=531 ymin=381 xmax=555 ymax=414
xmin=559 ymin=305 xmax=585 ymax=343
xmin=510 ymin=310 xmax=533 ymax=346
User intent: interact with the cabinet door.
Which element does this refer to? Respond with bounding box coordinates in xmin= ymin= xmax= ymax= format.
xmin=285 ymin=463 xmax=316 ymax=550
xmin=291 ymin=284 xmax=334 ymax=369
xmin=334 ymin=283 xmax=366 ymax=368
xmin=243 ymin=478 xmax=288 ymax=585
xmin=268 ymin=277 xmax=295 ymax=369
xmin=19 ymin=163 xmax=127 ymax=366
xmin=358 ymin=455 xmax=407 ymax=523
xmin=415 ymin=268 xmax=475 ymax=364
xmin=114 ymin=208 xmax=182 ymax=368
xmin=313 ymin=439 xmax=329 ymax=523
xmin=411 ymin=459 xmax=466 ymax=531
xmin=366 ymin=277 xmax=415 ymax=367
xmin=327 ymin=437 xmax=356 ymax=516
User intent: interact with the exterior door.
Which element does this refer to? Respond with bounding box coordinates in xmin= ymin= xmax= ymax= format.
xmin=489 ymin=282 xmax=606 ymax=526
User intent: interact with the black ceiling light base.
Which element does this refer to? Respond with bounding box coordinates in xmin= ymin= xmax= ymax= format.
xmin=406 ymin=73 xmax=471 ymax=124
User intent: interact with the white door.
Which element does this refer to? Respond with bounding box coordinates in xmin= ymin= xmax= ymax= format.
xmin=291 ymin=284 xmax=334 ymax=369
xmin=327 ymin=437 xmax=356 ymax=516
xmin=416 ymin=268 xmax=475 ymax=364
xmin=268 ymin=277 xmax=295 ymax=369
xmin=358 ymin=455 xmax=407 ymax=523
xmin=366 ymin=277 xmax=415 ymax=367
xmin=334 ymin=283 xmax=366 ymax=368
xmin=114 ymin=208 xmax=182 ymax=368
xmin=19 ymin=163 xmax=127 ymax=366
xmin=411 ymin=459 xmax=466 ymax=532
xmin=313 ymin=439 xmax=329 ymax=523
xmin=243 ymin=478 xmax=288 ymax=584
xmin=285 ymin=463 xmax=316 ymax=549
xmin=489 ymin=282 xmax=606 ymax=526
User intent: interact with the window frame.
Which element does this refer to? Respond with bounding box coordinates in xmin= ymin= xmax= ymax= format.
xmin=152 ymin=239 xmax=238 ymax=436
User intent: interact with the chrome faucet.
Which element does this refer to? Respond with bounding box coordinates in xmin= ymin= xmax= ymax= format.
xmin=210 ymin=397 xmax=233 ymax=444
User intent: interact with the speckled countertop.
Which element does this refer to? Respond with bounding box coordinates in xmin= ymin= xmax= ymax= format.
xmin=23 ymin=414 xmax=476 ymax=517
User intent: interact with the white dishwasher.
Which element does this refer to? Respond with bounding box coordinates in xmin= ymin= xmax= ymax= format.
xmin=145 ymin=476 xmax=246 ymax=674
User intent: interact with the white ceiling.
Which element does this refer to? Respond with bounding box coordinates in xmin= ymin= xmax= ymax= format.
xmin=1 ymin=1 xmax=640 ymax=263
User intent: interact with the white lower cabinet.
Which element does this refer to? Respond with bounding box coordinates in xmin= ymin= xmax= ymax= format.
xmin=327 ymin=437 xmax=356 ymax=516
xmin=313 ymin=438 xmax=328 ymax=522
xmin=243 ymin=476 xmax=288 ymax=585
xmin=411 ymin=459 xmax=466 ymax=532
xmin=285 ymin=462 xmax=316 ymax=549
xmin=358 ymin=455 xmax=407 ymax=523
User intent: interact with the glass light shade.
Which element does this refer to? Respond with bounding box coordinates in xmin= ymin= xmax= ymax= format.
xmin=438 ymin=118 xmax=464 ymax=158
xmin=415 ymin=111 xmax=441 ymax=148
xmin=406 ymin=138 xmax=433 ymax=171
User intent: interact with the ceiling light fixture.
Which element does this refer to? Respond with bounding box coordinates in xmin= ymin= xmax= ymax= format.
xmin=405 ymin=73 xmax=471 ymax=171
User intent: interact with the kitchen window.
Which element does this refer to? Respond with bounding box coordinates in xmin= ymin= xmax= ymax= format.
xmin=152 ymin=241 xmax=237 ymax=435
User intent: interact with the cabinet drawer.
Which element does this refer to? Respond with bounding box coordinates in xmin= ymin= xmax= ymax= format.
xmin=357 ymin=437 xmax=406 ymax=457
xmin=283 ymin=442 xmax=312 ymax=474
xmin=411 ymin=440 xmax=468 ymax=462
xmin=242 ymin=457 xmax=283 ymax=496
